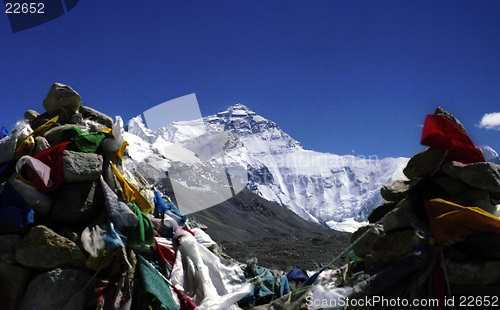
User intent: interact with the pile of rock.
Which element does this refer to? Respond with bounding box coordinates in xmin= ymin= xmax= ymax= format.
xmin=350 ymin=108 xmax=500 ymax=301
xmin=0 ymin=83 xmax=144 ymax=309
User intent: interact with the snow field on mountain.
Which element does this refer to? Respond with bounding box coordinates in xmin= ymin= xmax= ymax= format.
xmin=125 ymin=104 xmax=409 ymax=231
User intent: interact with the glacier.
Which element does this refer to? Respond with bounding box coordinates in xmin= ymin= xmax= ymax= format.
xmin=125 ymin=104 xmax=409 ymax=232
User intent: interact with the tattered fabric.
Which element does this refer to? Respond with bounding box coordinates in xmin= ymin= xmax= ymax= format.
xmin=16 ymin=156 xmax=53 ymax=188
xmin=81 ymin=221 xmax=128 ymax=271
xmin=171 ymin=285 xmax=197 ymax=310
xmin=136 ymin=255 xmax=179 ymax=310
xmin=14 ymin=115 xmax=59 ymax=159
xmin=31 ymin=141 xmax=72 ymax=191
xmin=101 ymin=116 xmax=129 ymax=160
xmin=154 ymin=191 xmax=186 ymax=225
xmin=239 ymin=265 xmax=275 ymax=307
xmin=0 ymin=181 xmax=34 ymax=228
xmin=421 ymin=114 xmax=485 ymax=164
xmin=152 ymin=238 xmax=176 ymax=266
xmin=120 ymin=203 xmax=155 ymax=247
xmin=110 ymin=162 xmax=153 ymax=214
xmin=424 ymin=198 xmax=500 ymax=243
xmin=61 ymin=127 xmax=106 ymax=153
xmin=170 ymin=228 xmax=253 ymax=308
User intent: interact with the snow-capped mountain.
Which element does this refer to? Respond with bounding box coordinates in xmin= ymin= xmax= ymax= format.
xmin=479 ymin=145 xmax=500 ymax=164
xmin=126 ymin=104 xmax=409 ymax=232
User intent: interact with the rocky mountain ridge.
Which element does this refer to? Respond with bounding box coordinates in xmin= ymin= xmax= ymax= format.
xmin=126 ymin=103 xmax=409 ymax=231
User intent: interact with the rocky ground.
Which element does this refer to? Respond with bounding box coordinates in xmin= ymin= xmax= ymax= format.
xmin=220 ymin=232 xmax=352 ymax=271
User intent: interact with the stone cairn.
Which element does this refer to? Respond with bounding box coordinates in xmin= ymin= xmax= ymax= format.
xmin=0 ymin=83 xmax=151 ymax=309
xmin=349 ymin=107 xmax=500 ymax=302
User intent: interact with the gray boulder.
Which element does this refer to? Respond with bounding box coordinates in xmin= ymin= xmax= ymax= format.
xmin=452 ymin=233 xmax=500 ymax=260
xmin=432 ymin=176 xmax=469 ymax=197
xmin=0 ymin=234 xmax=22 ymax=264
xmin=63 ymin=150 xmax=103 ymax=183
xmin=0 ymin=261 xmax=33 ymax=310
xmin=33 ymin=136 xmax=51 ymax=153
xmin=446 ymin=260 xmax=500 ymax=285
xmin=18 ymin=268 xmax=93 ymax=310
xmin=15 ymin=225 xmax=86 ymax=270
xmin=368 ymin=202 xmax=396 ymax=223
xmin=456 ymin=189 xmax=500 ymax=217
xmin=10 ymin=178 xmax=51 ymax=215
xmin=28 ymin=112 xmax=51 ymax=131
xmin=69 ymin=112 xmax=83 ymax=124
xmin=80 ymin=105 xmax=114 ymax=129
xmin=351 ymin=224 xmax=384 ymax=258
xmin=442 ymin=161 xmax=500 ymax=193
xmin=24 ymin=109 xmax=39 ymax=121
xmin=403 ymin=148 xmax=446 ymax=179
xmin=382 ymin=198 xmax=419 ymax=232
xmin=50 ymin=180 xmax=104 ymax=224
xmin=380 ymin=180 xmax=409 ymax=203
xmin=42 ymin=83 xmax=82 ymax=118
xmin=371 ymin=230 xmax=424 ymax=266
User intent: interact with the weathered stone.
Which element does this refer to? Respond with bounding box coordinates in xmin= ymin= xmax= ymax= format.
xmin=0 ymin=224 xmax=25 ymax=235
xmin=491 ymin=191 xmax=500 ymax=200
xmin=69 ymin=112 xmax=83 ymax=124
xmin=380 ymin=180 xmax=410 ymax=203
xmin=24 ymin=109 xmax=39 ymax=121
xmin=403 ymin=148 xmax=446 ymax=179
xmin=456 ymin=189 xmax=500 ymax=217
xmin=10 ymin=178 xmax=51 ymax=215
xmin=0 ymin=234 xmax=22 ymax=264
xmin=0 ymin=261 xmax=33 ymax=310
xmin=42 ymin=83 xmax=82 ymax=117
xmin=368 ymin=202 xmax=396 ymax=223
xmin=43 ymin=124 xmax=86 ymax=146
xmin=33 ymin=136 xmax=50 ymax=153
xmin=18 ymin=268 xmax=93 ymax=310
xmin=351 ymin=224 xmax=385 ymax=258
xmin=362 ymin=254 xmax=376 ymax=269
xmin=28 ymin=112 xmax=51 ymax=131
xmin=453 ymin=233 xmax=500 ymax=260
xmin=15 ymin=225 xmax=86 ymax=270
xmin=434 ymin=107 xmax=467 ymax=133
xmin=50 ymin=181 xmax=104 ymax=224
xmin=432 ymin=176 xmax=469 ymax=197
xmin=371 ymin=230 xmax=424 ymax=266
xmin=382 ymin=198 xmax=419 ymax=232
xmin=55 ymin=226 xmax=81 ymax=243
xmin=63 ymin=150 xmax=103 ymax=182
xmin=446 ymin=260 xmax=500 ymax=285
xmin=80 ymin=105 xmax=114 ymax=129
xmin=442 ymin=161 xmax=500 ymax=193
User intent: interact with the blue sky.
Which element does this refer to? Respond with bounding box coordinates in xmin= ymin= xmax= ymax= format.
xmin=1 ymin=1 xmax=499 ymax=158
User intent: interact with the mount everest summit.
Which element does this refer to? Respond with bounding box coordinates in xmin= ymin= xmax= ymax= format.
xmin=125 ymin=103 xmax=409 ymax=232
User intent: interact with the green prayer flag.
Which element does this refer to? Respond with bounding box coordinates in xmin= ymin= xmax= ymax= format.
xmin=137 ymin=255 xmax=178 ymax=310
xmin=62 ymin=127 xmax=106 ymax=153
xmin=121 ymin=204 xmax=155 ymax=247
